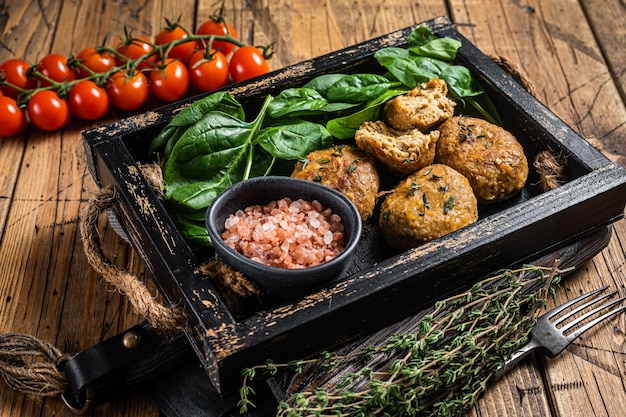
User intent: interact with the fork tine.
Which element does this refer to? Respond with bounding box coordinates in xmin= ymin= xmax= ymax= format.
xmin=552 ymin=288 xmax=617 ymax=326
xmin=546 ymin=286 xmax=608 ymax=321
xmin=561 ymin=297 xmax=626 ymax=338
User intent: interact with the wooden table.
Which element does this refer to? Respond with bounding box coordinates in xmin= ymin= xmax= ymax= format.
xmin=1 ymin=0 xmax=625 ymax=416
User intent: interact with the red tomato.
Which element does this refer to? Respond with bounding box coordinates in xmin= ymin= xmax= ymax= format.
xmin=149 ymin=59 xmax=189 ymax=102
xmin=229 ymin=46 xmax=270 ymax=83
xmin=187 ymin=49 xmax=229 ymax=92
xmin=116 ymin=35 xmax=157 ymax=69
xmin=106 ymin=70 xmax=149 ymax=111
xmin=76 ymin=47 xmax=117 ymax=78
xmin=155 ymin=26 xmax=196 ymax=64
xmin=27 ymin=90 xmax=70 ymax=131
xmin=36 ymin=54 xmax=77 ymax=87
xmin=196 ymin=19 xmax=238 ymax=56
xmin=68 ymin=80 xmax=109 ymax=121
xmin=0 ymin=59 xmax=36 ymax=99
xmin=0 ymin=96 xmax=26 ymax=137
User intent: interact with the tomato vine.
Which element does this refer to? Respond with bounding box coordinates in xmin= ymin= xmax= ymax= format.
xmin=0 ymin=6 xmax=274 ymax=138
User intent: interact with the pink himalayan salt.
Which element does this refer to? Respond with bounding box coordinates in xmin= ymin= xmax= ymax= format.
xmin=221 ymin=197 xmax=345 ymax=269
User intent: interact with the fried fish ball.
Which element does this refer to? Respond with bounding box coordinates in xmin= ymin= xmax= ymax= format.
xmin=291 ymin=145 xmax=379 ymax=220
xmin=435 ymin=116 xmax=528 ymax=204
xmin=355 ymin=120 xmax=439 ymax=177
xmin=379 ymin=164 xmax=478 ymax=250
xmin=382 ymin=78 xmax=456 ymax=131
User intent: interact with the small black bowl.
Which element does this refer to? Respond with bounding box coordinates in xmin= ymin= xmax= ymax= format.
xmin=206 ymin=176 xmax=362 ymax=298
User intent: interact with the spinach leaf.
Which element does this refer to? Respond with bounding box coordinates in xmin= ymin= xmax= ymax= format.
xmin=440 ymin=65 xmax=483 ymax=98
xmin=407 ymin=26 xmax=461 ymax=61
xmin=407 ymin=25 xmax=439 ymax=47
xmin=257 ymin=120 xmax=333 ymax=159
xmin=149 ymin=92 xmax=244 ymax=163
xmin=326 ymin=74 xmax=394 ymax=103
xmin=163 ymin=111 xmax=254 ymax=193
xmin=374 ymin=49 xmax=446 ymax=87
xmin=303 ymin=73 xmax=349 ymax=95
xmin=440 ymin=65 xmax=502 ymax=125
xmin=326 ymin=88 xmax=409 ymax=139
xmin=167 ymin=149 xmax=275 ymax=213
xmin=267 ymin=88 xmax=357 ymax=118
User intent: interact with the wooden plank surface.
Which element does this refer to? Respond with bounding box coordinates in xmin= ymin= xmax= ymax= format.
xmin=1 ymin=1 xmax=625 ymax=416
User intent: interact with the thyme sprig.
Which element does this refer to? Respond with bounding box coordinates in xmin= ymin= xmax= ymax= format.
xmin=239 ymin=264 xmax=564 ymax=417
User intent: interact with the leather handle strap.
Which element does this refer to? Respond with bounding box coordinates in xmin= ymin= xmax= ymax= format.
xmin=62 ymin=322 xmax=194 ymax=414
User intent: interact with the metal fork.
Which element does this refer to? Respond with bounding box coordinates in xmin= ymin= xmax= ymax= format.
xmin=495 ymin=286 xmax=626 ymax=378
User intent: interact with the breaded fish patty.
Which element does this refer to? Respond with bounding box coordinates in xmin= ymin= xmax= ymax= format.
xmin=291 ymin=145 xmax=379 ymax=220
xmin=435 ymin=116 xmax=528 ymax=204
xmin=382 ymin=78 xmax=456 ymax=131
xmin=355 ymin=120 xmax=439 ymax=177
xmin=379 ymin=164 xmax=478 ymax=249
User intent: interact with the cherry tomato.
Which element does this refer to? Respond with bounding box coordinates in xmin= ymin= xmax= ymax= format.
xmin=27 ymin=90 xmax=70 ymax=131
xmin=0 ymin=59 xmax=36 ymax=99
xmin=196 ymin=19 xmax=238 ymax=56
xmin=155 ymin=26 xmax=196 ymax=64
xmin=106 ymin=70 xmax=149 ymax=111
xmin=116 ymin=35 xmax=157 ymax=69
xmin=149 ymin=59 xmax=189 ymax=102
xmin=36 ymin=54 xmax=77 ymax=87
xmin=75 ymin=47 xmax=117 ymax=78
xmin=0 ymin=96 xmax=26 ymax=137
xmin=68 ymin=80 xmax=109 ymax=121
xmin=229 ymin=46 xmax=270 ymax=83
xmin=187 ymin=49 xmax=229 ymax=92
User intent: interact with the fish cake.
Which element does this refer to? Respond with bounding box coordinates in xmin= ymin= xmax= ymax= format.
xmin=291 ymin=145 xmax=379 ymax=220
xmin=382 ymin=78 xmax=456 ymax=131
xmin=379 ymin=164 xmax=478 ymax=249
xmin=435 ymin=116 xmax=528 ymax=204
xmin=355 ymin=120 xmax=439 ymax=177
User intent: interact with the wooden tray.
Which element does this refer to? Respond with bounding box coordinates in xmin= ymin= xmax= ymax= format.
xmin=82 ymin=16 xmax=626 ymax=393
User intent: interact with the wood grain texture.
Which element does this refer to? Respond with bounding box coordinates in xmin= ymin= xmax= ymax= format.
xmin=1 ymin=0 xmax=625 ymax=416
xmin=451 ymin=1 xmax=626 ymax=416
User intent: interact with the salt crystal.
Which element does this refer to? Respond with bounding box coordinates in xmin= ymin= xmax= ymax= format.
xmin=323 ymin=230 xmax=333 ymax=245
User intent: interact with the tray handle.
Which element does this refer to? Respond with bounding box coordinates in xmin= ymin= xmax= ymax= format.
xmin=80 ymin=181 xmax=188 ymax=332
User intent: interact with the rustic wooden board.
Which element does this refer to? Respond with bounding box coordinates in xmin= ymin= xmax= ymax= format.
xmin=453 ymin=0 xmax=626 ymax=416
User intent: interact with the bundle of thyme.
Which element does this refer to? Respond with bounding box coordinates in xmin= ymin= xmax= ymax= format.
xmin=239 ymin=264 xmax=564 ymax=417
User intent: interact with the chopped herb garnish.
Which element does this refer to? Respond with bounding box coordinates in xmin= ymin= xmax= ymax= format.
xmin=383 ymin=210 xmax=390 ymax=221
xmin=347 ymin=158 xmax=363 ymax=174
xmin=444 ymin=195 xmax=455 ymax=214
xmin=423 ymin=168 xmax=433 ymax=176
xmin=313 ymin=175 xmax=323 ymax=182
xmin=299 ymin=158 xmax=310 ymax=170
xmin=422 ymin=192 xmax=430 ymax=210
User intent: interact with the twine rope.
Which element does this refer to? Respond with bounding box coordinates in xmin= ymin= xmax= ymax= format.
xmin=79 ymin=184 xmax=188 ymax=331
xmin=0 ymin=333 xmax=67 ymax=397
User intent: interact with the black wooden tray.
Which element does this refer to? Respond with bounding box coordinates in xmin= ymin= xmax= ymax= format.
xmin=82 ymin=16 xmax=626 ymax=393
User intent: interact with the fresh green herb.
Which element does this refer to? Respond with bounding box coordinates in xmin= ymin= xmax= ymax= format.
xmin=444 ymin=195 xmax=455 ymax=214
xmin=346 ymin=157 xmax=363 ymax=174
xmin=239 ymin=265 xmax=563 ymax=417
xmin=313 ymin=175 xmax=323 ymax=182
